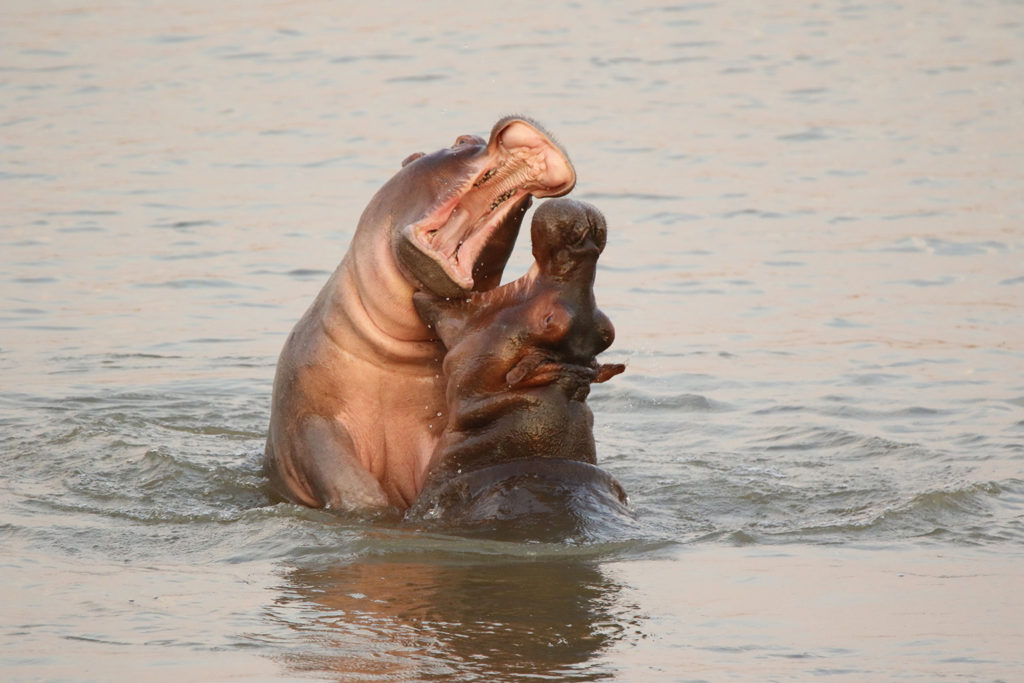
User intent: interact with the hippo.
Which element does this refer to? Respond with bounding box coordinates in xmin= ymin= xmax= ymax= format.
xmin=264 ymin=117 xmax=576 ymax=512
xmin=405 ymin=198 xmax=630 ymax=535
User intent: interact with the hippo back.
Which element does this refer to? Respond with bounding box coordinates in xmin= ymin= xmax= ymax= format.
xmin=405 ymin=458 xmax=634 ymax=541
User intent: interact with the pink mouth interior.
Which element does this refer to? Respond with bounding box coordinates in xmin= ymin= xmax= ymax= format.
xmin=404 ymin=122 xmax=576 ymax=290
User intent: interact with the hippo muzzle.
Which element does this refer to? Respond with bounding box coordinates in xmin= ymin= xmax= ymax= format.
xmin=394 ymin=117 xmax=576 ymax=297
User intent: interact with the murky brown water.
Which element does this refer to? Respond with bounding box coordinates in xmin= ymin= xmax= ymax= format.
xmin=2 ymin=1 xmax=1023 ymax=680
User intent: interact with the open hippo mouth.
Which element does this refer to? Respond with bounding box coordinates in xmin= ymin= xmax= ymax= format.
xmin=401 ymin=117 xmax=576 ymax=292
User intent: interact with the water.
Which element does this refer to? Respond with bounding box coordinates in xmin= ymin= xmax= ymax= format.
xmin=2 ymin=0 xmax=1023 ymax=679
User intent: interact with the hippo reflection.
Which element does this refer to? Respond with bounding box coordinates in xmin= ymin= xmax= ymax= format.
xmin=273 ymin=556 xmax=638 ymax=679
xmin=407 ymin=199 xmax=631 ymax=536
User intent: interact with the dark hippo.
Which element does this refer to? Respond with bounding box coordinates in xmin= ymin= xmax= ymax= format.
xmin=406 ymin=198 xmax=630 ymax=535
xmin=264 ymin=118 xmax=576 ymax=512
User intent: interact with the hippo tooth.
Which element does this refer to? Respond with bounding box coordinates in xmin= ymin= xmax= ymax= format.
xmin=473 ymin=167 xmax=499 ymax=187
xmin=490 ymin=189 xmax=517 ymax=211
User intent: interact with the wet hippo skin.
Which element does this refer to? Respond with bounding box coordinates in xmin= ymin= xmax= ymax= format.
xmin=406 ymin=199 xmax=630 ymax=533
xmin=264 ymin=118 xmax=576 ymax=512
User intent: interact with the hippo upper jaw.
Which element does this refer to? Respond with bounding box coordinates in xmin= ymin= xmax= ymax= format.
xmin=399 ymin=117 xmax=576 ymax=297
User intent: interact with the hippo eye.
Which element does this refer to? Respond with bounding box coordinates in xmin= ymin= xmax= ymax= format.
xmin=454 ymin=135 xmax=476 ymax=147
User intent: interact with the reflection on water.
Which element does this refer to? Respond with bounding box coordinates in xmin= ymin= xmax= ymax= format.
xmin=272 ymin=557 xmax=640 ymax=681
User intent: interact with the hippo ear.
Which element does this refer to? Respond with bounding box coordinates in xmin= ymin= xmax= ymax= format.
xmin=401 ymin=152 xmax=425 ymax=167
xmin=412 ymin=292 xmax=473 ymax=348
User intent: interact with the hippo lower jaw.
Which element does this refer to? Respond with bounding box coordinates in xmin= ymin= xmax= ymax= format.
xmin=401 ymin=118 xmax=575 ymax=293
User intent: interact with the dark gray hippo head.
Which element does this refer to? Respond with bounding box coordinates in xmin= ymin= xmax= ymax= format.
xmin=406 ymin=198 xmax=630 ymax=539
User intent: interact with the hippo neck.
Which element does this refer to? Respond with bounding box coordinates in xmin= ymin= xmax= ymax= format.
xmin=319 ymin=233 xmax=445 ymax=369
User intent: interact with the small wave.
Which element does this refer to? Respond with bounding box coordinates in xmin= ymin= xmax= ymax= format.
xmin=304 ymin=524 xmax=674 ymax=566
xmin=720 ymin=480 xmax=1024 ymax=547
xmin=592 ymin=389 xmax=727 ymax=413
xmin=865 ymin=481 xmax=1020 ymax=542
xmin=750 ymin=425 xmax=911 ymax=454
xmin=135 ymin=278 xmax=250 ymax=290
xmin=778 ymin=127 xmax=831 ymax=142
xmin=286 ymin=268 xmax=331 ymax=279
xmin=54 ymin=447 xmax=271 ymax=525
xmin=876 ymin=237 xmax=1009 ymax=255
xmin=385 ymin=73 xmax=448 ymax=83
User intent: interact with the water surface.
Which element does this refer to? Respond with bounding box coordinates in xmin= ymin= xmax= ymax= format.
xmin=2 ymin=1 xmax=1023 ymax=680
